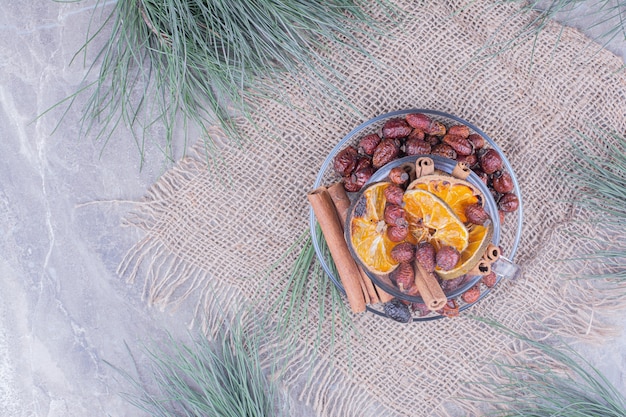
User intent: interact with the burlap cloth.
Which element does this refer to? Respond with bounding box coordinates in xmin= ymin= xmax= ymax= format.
xmin=119 ymin=1 xmax=626 ymax=415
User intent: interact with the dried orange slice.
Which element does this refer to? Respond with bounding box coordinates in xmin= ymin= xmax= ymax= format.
xmin=407 ymin=174 xmax=495 ymax=280
xmin=348 ymin=182 xmax=404 ymax=275
xmin=436 ymin=223 xmax=493 ymax=280
xmin=408 ymin=175 xmax=481 ymax=223
xmin=402 ymin=189 xmax=468 ymax=253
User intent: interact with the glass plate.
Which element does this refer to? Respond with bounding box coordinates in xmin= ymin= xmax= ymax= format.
xmin=309 ymin=109 xmax=523 ymax=321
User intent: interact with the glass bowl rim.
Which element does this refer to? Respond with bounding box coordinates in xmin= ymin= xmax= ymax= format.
xmin=309 ymin=108 xmax=524 ymax=320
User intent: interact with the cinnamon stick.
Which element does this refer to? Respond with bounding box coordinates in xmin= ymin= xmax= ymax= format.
xmin=413 ymin=261 xmax=447 ymax=311
xmin=482 ymin=243 xmax=501 ymax=264
xmin=415 ymin=157 xmax=435 ymax=178
xmin=468 ymin=259 xmax=492 ymax=276
xmin=327 ymin=182 xmax=381 ymax=304
xmin=308 ymin=187 xmax=366 ymax=313
xmin=451 ymin=161 xmax=471 ymax=180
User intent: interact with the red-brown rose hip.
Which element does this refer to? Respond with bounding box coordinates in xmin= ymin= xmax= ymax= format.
xmin=389 ymin=166 xmax=410 ymax=185
xmin=431 ymin=143 xmax=457 ymax=159
xmin=358 ymin=133 xmax=381 ymax=155
xmin=333 ymin=146 xmax=358 ymax=176
xmin=448 ymin=125 xmax=470 ymax=138
xmin=456 ymin=154 xmax=478 ymax=167
xmin=372 ymin=138 xmax=401 ymax=168
xmin=405 ymin=113 xmax=431 ymax=130
xmin=424 ymin=135 xmax=441 ymax=146
xmin=415 ymin=241 xmax=437 ymax=272
xmin=479 ymin=148 xmax=503 ymax=174
xmin=436 ymin=245 xmax=461 ymax=271
xmin=383 ymin=118 xmax=412 ymax=138
xmin=427 ymin=121 xmax=447 ymax=136
xmin=387 ymin=225 xmax=409 ymax=242
xmin=384 ymin=204 xmax=408 ymax=228
xmin=404 ymin=137 xmax=432 ymax=156
xmin=461 ymin=286 xmax=481 ymax=304
xmin=343 ymin=166 xmax=373 ymax=192
xmin=443 ymin=134 xmax=473 ymax=156
xmin=393 ymin=262 xmax=416 ymax=293
xmin=407 ymin=128 xmax=425 ymax=141
xmin=384 ymin=184 xmax=404 ymax=205
xmin=481 ymin=271 xmax=497 ymax=288
xmin=473 ymin=168 xmax=489 ymax=184
xmin=492 ymin=171 xmax=514 ymax=194
xmin=468 ymin=133 xmax=485 ymax=150
xmin=465 ymin=203 xmax=490 ymax=225
xmin=391 ymin=242 xmax=416 ymax=263
xmin=498 ymin=193 xmax=519 ymax=212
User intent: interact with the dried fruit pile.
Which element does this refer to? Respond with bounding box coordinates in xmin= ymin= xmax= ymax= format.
xmin=335 ymin=112 xmax=517 ymax=321
xmin=333 ymin=112 xmax=519 ymax=222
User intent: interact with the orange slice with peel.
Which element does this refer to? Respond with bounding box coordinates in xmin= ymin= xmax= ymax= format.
xmin=406 ymin=175 xmax=494 ymax=280
xmin=408 ymin=175 xmax=482 ymax=223
xmin=348 ymin=182 xmax=408 ymax=275
xmin=402 ymin=189 xmax=469 ymax=253
xmin=436 ymin=223 xmax=493 ymax=280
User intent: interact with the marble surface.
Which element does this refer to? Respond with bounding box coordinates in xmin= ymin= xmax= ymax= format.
xmin=1 ymin=1 xmax=624 ymax=416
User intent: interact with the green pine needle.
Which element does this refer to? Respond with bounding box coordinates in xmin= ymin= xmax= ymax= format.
xmin=470 ymin=318 xmax=626 ymax=417
xmin=558 ymin=127 xmax=626 ymax=282
xmin=107 ymin=324 xmax=281 ymax=417
xmin=469 ymin=0 xmax=626 ymax=68
xmin=52 ymin=0 xmax=396 ymax=167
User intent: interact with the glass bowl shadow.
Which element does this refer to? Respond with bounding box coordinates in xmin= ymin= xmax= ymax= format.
xmin=309 ymin=109 xmax=523 ymax=320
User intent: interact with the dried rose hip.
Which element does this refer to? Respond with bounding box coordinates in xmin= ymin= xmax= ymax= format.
xmin=456 ymin=154 xmax=477 ymax=167
xmin=461 ymin=286 xmax=481 ymax=304
xmin=440 ymin=299 xmax=459 ymax=318
xmin=358 ymin=133 xmax=381 ymax=155
xmin=436 ymin=245 xmax=460 ymax=271
xmin=468 ymin=133 xmax=485 ymax=150
xmin=343 ymin=166 xmax=374 ymax=192
xmin=391 ymin=242 xmax=416 ymax=263
xmin=440 ymin=275 xmax=467 ymax=292
xmin=465 ymin=203 xmax=490 ymax=225
xmin=424 ymin=135 xmax=441 ymax=146
xmin=498 ymin=193 xmax=519 ymax=212
xmin=407 ymin=128 xmax=426 ymax=141
xmin=393 ymin=262 xmax=415 ymax=293
xmin=333 ymin=146 xmax=358 ymax=176
xmin=405 ymin=113 xmax=431 ymax=130
xmin=443 ymin=134 xmax=473 ymax=156
xmin=415 ymin=241 xmax=436 ymax=272
xmin=384 ymin=204 xmax=408 ymax=228
xmin=448 ymin=125 xmax=470 ymax=138
xmin=384 ymin=184 xmax=404 ymax=205
xmin=355 ymin=155 xmax=372 ymax=171
xmin=492 ymin=171 xmax=514 ymax=194
xmin=372 ymin=138 xmax=401 ymax=168
xmin=431 ymin=143 xmax=457 ymax=159
xmin=411 ymin=303 xmax=430 ymax=317
xmin=382 ymin=118 xmax=412 ymax=138
xmin=389 ymin=166 xmax=409 ymax=185
xmin=387 ymin=225 xmax=409 ymax=242
xmin=427 ymin=121 xmax=447 ymax=136
xmin=481 ymin=271 xmax=497 ymax=288
xmin=479 ymin=148 xmax=503 ymax=174
xmin=383 ymin=298 xmax=412 ymax=323
xmin=404 ymin=137 xmax=432 ymax=156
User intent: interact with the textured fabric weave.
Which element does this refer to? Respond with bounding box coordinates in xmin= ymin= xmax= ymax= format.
xmin=120 ymin=1 xmax=626 ymax=415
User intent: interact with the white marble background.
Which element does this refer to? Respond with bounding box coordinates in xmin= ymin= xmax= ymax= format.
xmin=1 ymin=1 xmax=624 ymax=416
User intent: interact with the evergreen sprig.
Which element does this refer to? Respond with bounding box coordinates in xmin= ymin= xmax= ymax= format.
xmin=472 ymin=319 xmax=626 ymax=417
xmin=55 ymin=0 xmax=393 ymax=167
